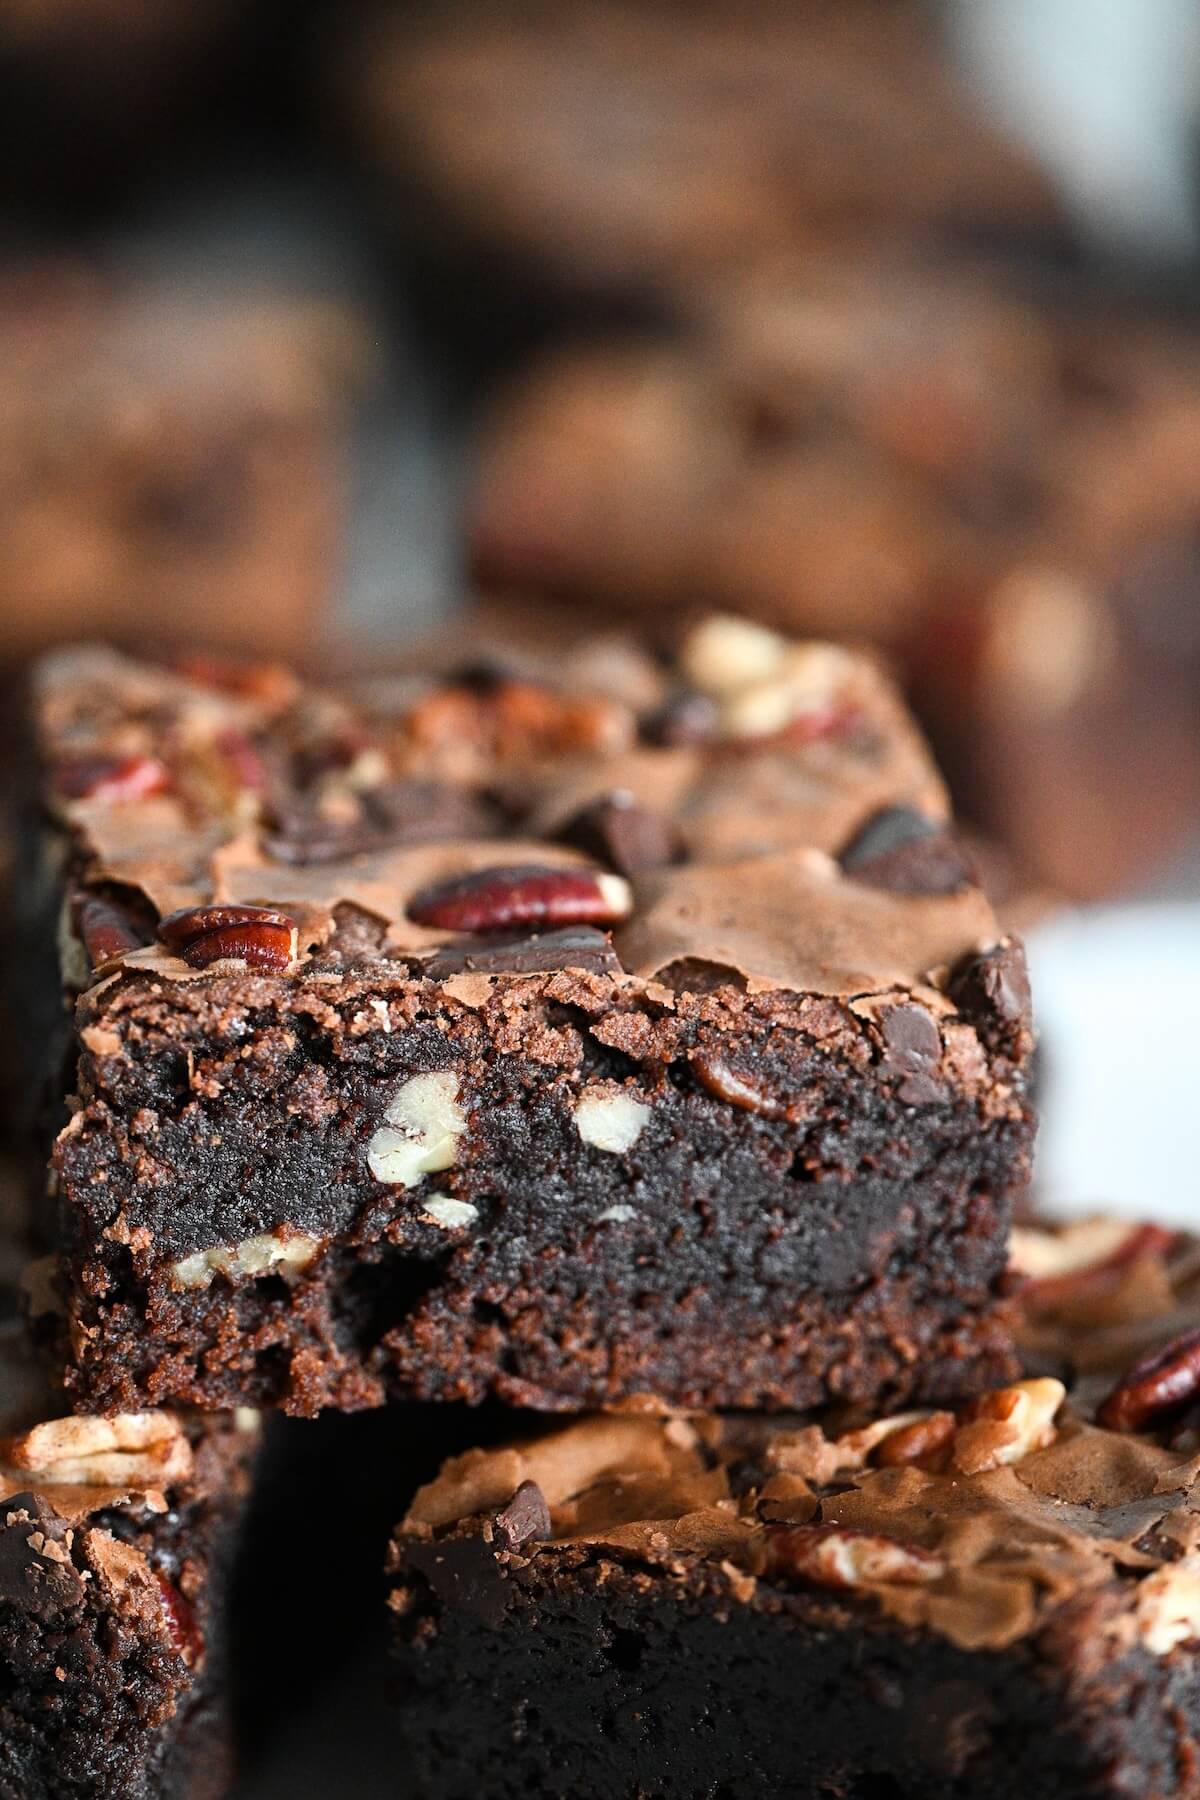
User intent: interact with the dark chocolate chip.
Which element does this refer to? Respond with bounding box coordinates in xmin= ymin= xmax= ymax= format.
xmin=642 ymin=690 xmax=719 ymax=747
xmin=421 ymin=927 xmax=622 ymax=980
xmin=556 ymin=792 xmax=683 ymax=876
xmin=950 ymin=939 xmax=1033 ymax=1041
xmin=405 ymin=1535 xmax=509 ymax=1629
xmin=494 ymin=1481 xmax=552 ymax=1551
xmin=0 ymin=1496 xmax=85 ymax=1617
xmin=839 ymin=807 xmax=978 ymax=895
xmin=881 ymin=1004 xmax=945 ymax=1105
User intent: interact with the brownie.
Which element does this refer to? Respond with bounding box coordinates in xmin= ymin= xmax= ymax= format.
xmin=388 ymin=1349 xmax=1200 ymax=1800
xmin=342 ymin=0 xmax=1061 ymax=324
xmin=468 ymin=259 xmax=1200 ymax=895
xmin=31 ymin=620 xmax=1032 ymax=1417
xmin=0 ymin=263 xmax=364 ymax=663
xmin=0 ymin=1316 xmax=257 ymax=1798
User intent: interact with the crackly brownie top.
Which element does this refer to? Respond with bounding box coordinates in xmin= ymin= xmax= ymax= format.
xmin=396 ymin=1216 xmax=1200 ymax=1654
xmin=36 ymin=619 xmax=1022 ymax=1025
xmin=396 ymin=1357 xmax=1200 ymax=1657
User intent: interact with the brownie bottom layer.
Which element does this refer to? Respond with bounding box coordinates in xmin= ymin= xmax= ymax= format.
xmin=390 ymin=1558 xmax=1197 ymax=1800
xmin=59 ymin=1209 xmax=1017 ymax=1417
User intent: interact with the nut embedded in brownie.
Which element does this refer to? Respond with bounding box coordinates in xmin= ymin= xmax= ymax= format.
xmin=387 ymin=1362 xmax=1200 ymax=1800
xmin=0 ymin=1318 xmax=257 ymax=1799
xmin=32 ymin=620 xmax=1032 ymax=1417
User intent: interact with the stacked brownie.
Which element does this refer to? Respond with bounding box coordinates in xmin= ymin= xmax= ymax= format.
xmin=17 ymin=614 xmax=1045 ymax=1791
xmin=0 ymin=1264 xmax=258 ymax=1798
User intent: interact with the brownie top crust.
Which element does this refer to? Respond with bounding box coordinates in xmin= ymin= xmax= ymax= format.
xmin=396 ymin=1370 xmax=1200 ymax=1658
xmin=36 ymin=619 xmax=1022 ymax=1031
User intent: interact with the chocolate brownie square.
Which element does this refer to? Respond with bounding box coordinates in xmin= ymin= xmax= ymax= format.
xmin=0 ymin=1317 xmax=256 ymax=1798
xmin=32 ymin=619 xmax=1032 ymax=1416
xmin=388 ymin=1356 xmax=1200 ymax=1798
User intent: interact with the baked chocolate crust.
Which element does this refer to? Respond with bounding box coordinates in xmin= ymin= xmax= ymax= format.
xmin=0 ymin=1321 xmax=256 ymax=1798
xmin=388 ymin=1364 xmax=1200 ymax=1799
xmin=33 ymin=626 xmax=1032 ymax=1415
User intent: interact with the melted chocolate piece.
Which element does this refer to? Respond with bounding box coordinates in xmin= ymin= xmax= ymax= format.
xmin=421 ymin=926 xmax=622 ymax=979
xmin=839 ymin=806 xmax=977 ymax=895
xmin=556 ymin=793 xmax=683 ymax=876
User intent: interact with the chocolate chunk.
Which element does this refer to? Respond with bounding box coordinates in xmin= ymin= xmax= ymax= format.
xmin=557 ymin=792 xmax=683 ymax=876
xmin=264 ymin=782 xmax=498 ymax=864
xmin=839 ymin=807 xmax=977 ymax=895
xmin=881 ymin=1003 xmax=945 ymax=1105
xmin=421 ymin=927 xmax=622 ymax=979
xmin=494 ymin=1481 xmax=552 ymax=1551
xmin=642 ymin=690 xmax=719 ymax=747
xmin=405 ymin=1535 xmax=509 ymax=1629
xmin=950 ymin=939 xmax=1033 ymax=1045
xmin=0 ymin=1497 xmax=85 ymax=1617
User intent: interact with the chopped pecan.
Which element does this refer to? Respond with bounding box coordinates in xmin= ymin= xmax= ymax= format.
xmin=768 ymin=1524 xmax=945 ymax=1589
xmin=951 ymin=1378 xmax=1065 ymax=1473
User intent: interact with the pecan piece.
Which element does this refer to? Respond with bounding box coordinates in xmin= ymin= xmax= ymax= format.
xmin=691 ymin=1051 xmax=789 ymax=1119
xmin=872 ymin=1411 xmax=956 ymax=1470
xmin=157 ymin=903 xmax=298 ymax=971
xmin=154 ymin=1573 xmax=204 ymax=1667
xmin=951 ymin=1378 xmax=1065 ymax=1473
xmin=53 ymin=755 xmax=170 ymax=804
xmin=1010 ymin=1220 xmax=1175 ymax=1315
xmin=408 ymin=864 xmax=632 ymax=934
xmin=768 ymin=1524 xmax=945 ymax=1589
xmin=74 ymin=895 xmax=145 ymax=968
xmin=1097 ymin=1329 xmax=1200 ymax=1434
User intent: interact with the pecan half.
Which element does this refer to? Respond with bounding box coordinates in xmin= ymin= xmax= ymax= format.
xmin=1097 ymin=1329 xmax=1200 ymax=1434
xmin=408 ymin=864 xmax=632 ymax=934
xmin=768 ymin=1524 xmax=945 ymax=1589
xmin=157 ymin=903 xmax=298 ymax=971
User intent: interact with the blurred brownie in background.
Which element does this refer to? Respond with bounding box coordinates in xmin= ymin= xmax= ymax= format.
xmin=338 ymin=0 xmax=1062 ymax=373
xmin=0 ymin=264 xmax=366 ymax=664
xmin=468 ymin=259 xmax=1200 ymax=896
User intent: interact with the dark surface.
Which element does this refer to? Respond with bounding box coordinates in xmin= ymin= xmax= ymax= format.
xmin=0 ymin=1473 xmax=240 ymax=1800
xmin=387 ymin=1540 xmax=1193 ymax=1800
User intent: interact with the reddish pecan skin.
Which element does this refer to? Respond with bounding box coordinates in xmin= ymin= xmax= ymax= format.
xmin=158 ymin=903 xmax=297 ymax=971
xmin=1020 ymin=1223 xmax=1176 ymax=1316
xmin=74 ymin=895 xmax=144 ymax=968
xmin=158 ymin=903 xmax=294 ymax=949
xmin=154 ymin=1573 xmax=203 ymax=1667
xmin=1097 ymin=1328 xmax=1200 ymax=1433
xmin=180 ymin=922 xmax=295 ymax=970
xmin=53 ymin=755 xmax=170 ymax=804
xmin=873 ymin=1412 xmax=956 ymax=1470
xmin=408 ymin=864 xmax=629 ymax=934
